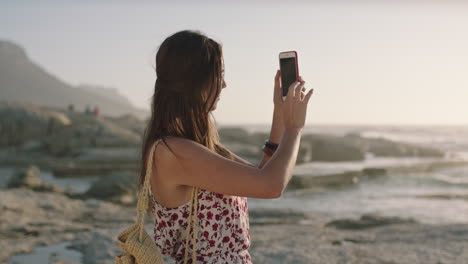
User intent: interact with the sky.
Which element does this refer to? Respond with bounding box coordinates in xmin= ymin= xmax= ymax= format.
xmin=1 ymin=1 xmax=467 ymax=126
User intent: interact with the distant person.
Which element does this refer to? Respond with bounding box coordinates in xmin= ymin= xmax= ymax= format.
xmin=135 ymin=30 xmax=313 ymax=263
xmin=68 ymin=104 xmax=74 ymax=112
xmin=93 ymin=106 xmax=100 ymax=117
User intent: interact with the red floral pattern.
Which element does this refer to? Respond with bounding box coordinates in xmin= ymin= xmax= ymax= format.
xmin=150 ymin=188 xmax=252 ymax=263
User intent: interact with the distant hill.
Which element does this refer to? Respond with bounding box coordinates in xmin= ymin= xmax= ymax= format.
xmin=0 ymin=39 xmax=149 ymax=119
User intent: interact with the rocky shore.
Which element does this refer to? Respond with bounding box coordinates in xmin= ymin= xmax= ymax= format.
xmin=0 ymin=102 xmax=448 ymax=173
xmin=2 ymin=102 xmax=468 ymax=263
xmin=288 ymin=159 xmax=468 ymax=189
xmin=2 ymin=188 xmax=468 ymax=264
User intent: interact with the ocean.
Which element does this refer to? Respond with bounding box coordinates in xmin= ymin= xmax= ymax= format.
xmin=244 ymin=124 xmax=468 ymax=224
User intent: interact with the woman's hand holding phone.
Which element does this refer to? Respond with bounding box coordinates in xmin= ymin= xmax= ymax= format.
xmin=274 ymin=70 xmax=314 ymax=131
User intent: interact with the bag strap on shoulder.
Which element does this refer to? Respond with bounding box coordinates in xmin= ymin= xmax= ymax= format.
xmin=136 ymin=138 xmax=199 ymax=264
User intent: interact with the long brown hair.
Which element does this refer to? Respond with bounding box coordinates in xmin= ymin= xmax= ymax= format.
xmin=138 ymin=29 xmax=235 ymax=192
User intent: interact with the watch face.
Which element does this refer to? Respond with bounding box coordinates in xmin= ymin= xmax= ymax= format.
xmin=265 ymin=141 xmax=279 ymax=150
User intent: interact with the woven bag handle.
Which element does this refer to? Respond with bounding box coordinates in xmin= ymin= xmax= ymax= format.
xmin=136 ymin=139 xmax=199 ymax=264
xmin=183 ymin=185 xmax=199 ymax=264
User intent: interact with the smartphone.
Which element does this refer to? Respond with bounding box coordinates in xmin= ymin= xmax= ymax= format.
xmin=279 ymin=51 xmax=299 ymax=100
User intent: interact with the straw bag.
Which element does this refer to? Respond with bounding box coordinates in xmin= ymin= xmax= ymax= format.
xmin=114 ymin=139 xmax=200 ymax=264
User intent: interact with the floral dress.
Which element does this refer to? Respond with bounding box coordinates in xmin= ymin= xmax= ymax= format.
xmin=150 ymin=188 xmax=252 ymax=263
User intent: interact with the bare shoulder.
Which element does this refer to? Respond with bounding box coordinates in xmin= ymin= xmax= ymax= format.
xmin=150 ymin=136 xmax=192 ymax=188
xmin=153 ymin=136 xmax=209 ymax=176
xmin=155 ymin=136 xmax=201 ymax=161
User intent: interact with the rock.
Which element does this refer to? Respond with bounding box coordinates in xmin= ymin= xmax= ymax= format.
xmin=415 ymin=193 xmax=468 ymax=200
xmin=7 ymin=166 xmax=41 ymax=187
xmin=82 ymin=172 xmax=137 ymax=205
xmin=51 ymin=161 xmax=139 ymax=178
xmin=0 ymin=101 xmax=142 ymax=157
xmin=69 ymin=229 xmax=123 ymax=264
xmin=19 ymin=139 xmax=44 ymax=151
xmin=343 ymin=133 xmax=445 ymax=158
xmin=289 ymin=170 xmax=363 ymax=189
xmin=219 ymin=129 xmax=445 ymax=165
xmin=297 ymin=143 xmax=313 ymax=163
xmin=68 ymin=225 xmax=176 ymax=264
xmin=218 ymin=127 xmax=250 ymax=143
xmin=361 ymin=167 xmax=387 ymax=178
xmin=325 ymin=214 xmax=417 ymax=230
xmin=107 ymin=113 xmax=145 ymax=135
xmin=9 ymin=226 xmax=40 ymax=237
xmin=0 ymin=188 xmax=134 ymax=263
xmin=302 ymin=134 xmax=366 ymax=162
xmin=43 ymin=111 xmax=142 ymax=156
xmin=288 ymin=161 xmax=468 ymax=190
xmin=0 ymin=101 xmax=71 ymax=147
xmin=6 ymin=165 xmax=64 ymax=192
xmin=249 ymin=208 xmax=314 ymax=225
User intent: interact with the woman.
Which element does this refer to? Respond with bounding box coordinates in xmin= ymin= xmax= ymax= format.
xmin=139 ymin=29 xmax=313 ymax=263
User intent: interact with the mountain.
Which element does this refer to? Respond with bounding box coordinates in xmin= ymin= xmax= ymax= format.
xmin=0 ymin=39 xmax=149 ymax=119
xmin=77 ymin=84 xmax=135 ymax=107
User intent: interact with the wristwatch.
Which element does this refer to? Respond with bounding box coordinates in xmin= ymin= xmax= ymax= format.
xmin=264 ymin=140 xmax=279 ymax=150
xmin=262 ymin=140 xmax=279 ymax=156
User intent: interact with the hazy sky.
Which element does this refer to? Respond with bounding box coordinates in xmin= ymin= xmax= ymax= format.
xmin=1 ymin=1 xmax=467 ymax=126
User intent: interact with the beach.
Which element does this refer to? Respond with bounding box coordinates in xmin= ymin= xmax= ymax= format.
xmin=1 ymin=103 xmax=468 ymax=263
xmin=2 ymin=188 xmax=468 ymax=264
